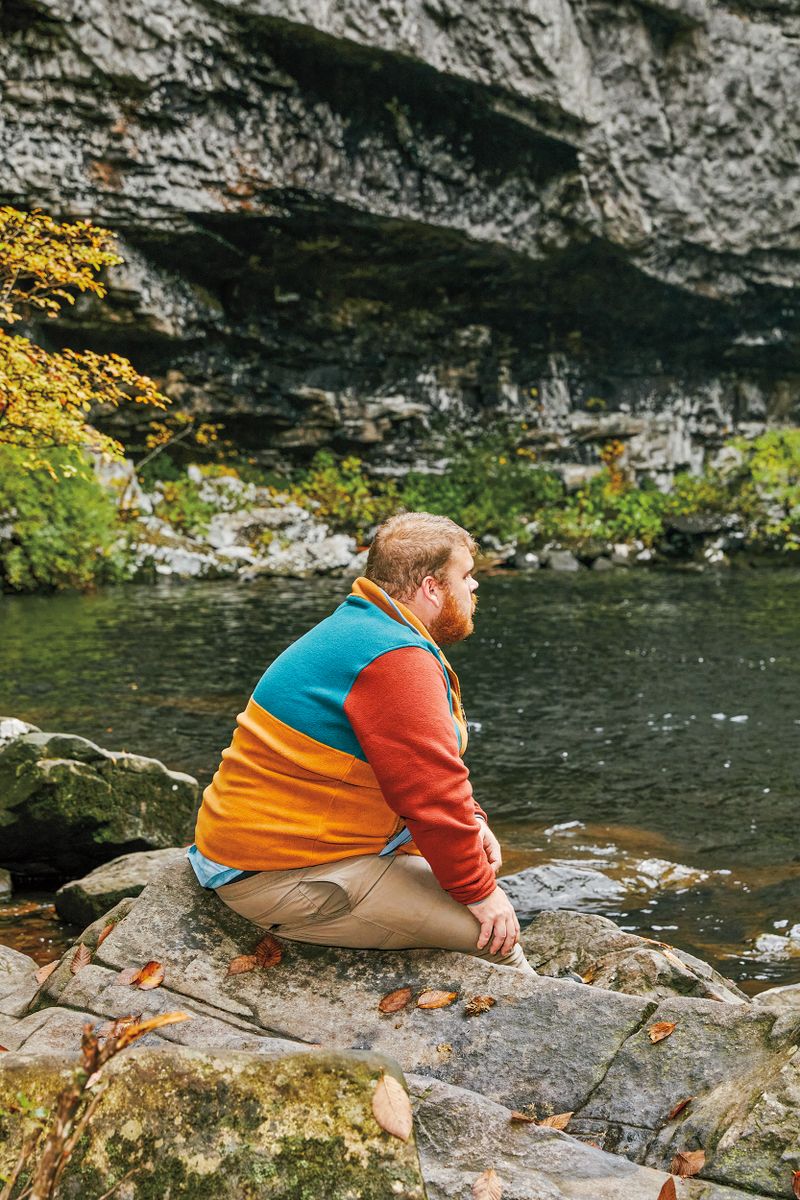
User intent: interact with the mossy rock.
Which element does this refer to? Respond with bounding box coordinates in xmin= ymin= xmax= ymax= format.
xmin=0 ymin=1047 xmax=425 ymax=1199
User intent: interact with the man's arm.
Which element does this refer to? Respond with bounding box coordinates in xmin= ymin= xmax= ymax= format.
xmin=343 ymin=645 xmax=496 ymax=905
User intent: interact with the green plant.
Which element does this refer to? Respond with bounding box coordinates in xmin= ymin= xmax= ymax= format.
xmin=291 ymin=451 xmax=399 ymax=542
xmin=152 ymin=477 xmax=219 ymax=538
xmin=0 ymin=446 xmax=130 ymax=592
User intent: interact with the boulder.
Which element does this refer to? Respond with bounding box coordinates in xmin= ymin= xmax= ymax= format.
xmin=523 ymin=909 xmax=748 ymax=1004
xmin=0 ymin=731 xmax=198 ymax=879
xmin=27 ymin=862 xmax=800 ymax=1195
xmin=0 ymin=716 xmax=40 ymax=751
xmin=0 ymin=868 xmax=10 ymax=897
xmin=544 ymin=549 xmax=582 ymax=572
xmin=499 ymin=863 xmax=625 ymax=920
xmin=0 ymin=945 xmax=40 ymax=1018
xmin=55 ymin=848 xmax=187 ymax=925
xmin=0 ymin=1047 xmax=426 ymax=1200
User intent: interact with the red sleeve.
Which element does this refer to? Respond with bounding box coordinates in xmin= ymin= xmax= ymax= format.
xmin=344 ymin=646 xmax=496 ymax=905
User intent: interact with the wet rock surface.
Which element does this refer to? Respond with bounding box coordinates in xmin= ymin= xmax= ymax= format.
xmin=13 ymin=861 xmax=800 ymax=1197
xmin=0 ymin=728 xmax=198 ymax=880
xmin=55 ymin=848 xmax=187 ymax=925
xmin=2 ymin=2 xmax=798 ymax=473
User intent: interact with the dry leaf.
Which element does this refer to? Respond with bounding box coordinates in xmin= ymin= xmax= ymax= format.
xmin=99 ymin=1013 xmax=141 ymax=1039
xmin=71 ymin=943 xmax=92 ymax=975
xmin=417 ymin=989 xmax=458 ymax=1009
xmin=227 ymin=954 xmax=257 ymax=976
xmin=510 ymin=1111 xmax=536 ymax=1123
xmin=640 ymin=936 xmax=670 ymax=948
xmin=372 ymin=1072 xmax=412 ymax=1141
xmin=472 ymin=1167 xmax=503 ymax=1199
xmin=648 ymin=1021 xmax=677 ymax=1043
xmin=539 ymin=1111 xmax=573 ymax=1130
xmin=667 ymin=1096 xmax=694 ymax=1120
xmin=0 ymin=1046 xmax=7 ymax=1053
xmin=581 ymin=964 xmax=598 ymax=984
xmin=465 ymin=995 xmax=496 ymax=1017
xmin=662 ymin=949 xmax=689 ymax=972
xmin=97 ymin=922 xmax=115 ymax=948
xmin=379 ymin=987 xmax=413 ymax=1014
xmin=254 ymin=932 xmax=283 ymax=969
xmin=657 ymin=1178 xmax=677 ymax=1200
xmin=132 ymin=960 xmax=164 ymax=990
xmin=670 ymin=1149 xmax=705 ymax=1178
xmin=116 ymin=966 xmax=140 ymax=986
xmin=35 ymin=960 xmax=58 ymax=985
xmin=115 ymin=1010 xmax=191 ymax=1050
xmin=436 ymin=1043 xmax=453 ymax=1055
xmin=792 ymin=1169 xmax=800 ymax=1199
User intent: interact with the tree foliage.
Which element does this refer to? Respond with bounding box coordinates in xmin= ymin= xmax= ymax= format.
xmin=0 ymin=206 xmax=167 ymax=474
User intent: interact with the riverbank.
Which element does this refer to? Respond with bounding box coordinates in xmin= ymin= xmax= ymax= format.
xmin=1 ymin=425 xmax=799 ymax=591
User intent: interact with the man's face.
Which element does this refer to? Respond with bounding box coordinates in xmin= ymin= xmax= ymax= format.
xmin=428 ymin=544 xmax=479 ymax=645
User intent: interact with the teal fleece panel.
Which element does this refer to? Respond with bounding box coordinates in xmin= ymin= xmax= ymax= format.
xmin=252 ymin=595 xmax=453 ymax=761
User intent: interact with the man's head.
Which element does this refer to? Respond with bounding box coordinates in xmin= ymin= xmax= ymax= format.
xmin=365 ymin=512 xmax=479 ymax=645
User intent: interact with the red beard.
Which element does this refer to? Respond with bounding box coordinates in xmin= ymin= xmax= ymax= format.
xmin=429 ymin=589 xmax=476 ymax=645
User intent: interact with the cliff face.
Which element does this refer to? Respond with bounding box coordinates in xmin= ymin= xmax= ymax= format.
xmin=2 ymin=0 xmax=798 ymax=478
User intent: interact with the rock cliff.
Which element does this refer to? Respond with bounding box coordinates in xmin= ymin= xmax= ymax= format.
xmin=2 ymin=0 xmax=798 ymax=476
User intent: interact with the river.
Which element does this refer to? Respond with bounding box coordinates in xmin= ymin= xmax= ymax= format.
xmin=2 ymin=567 xmax=799 ymax=993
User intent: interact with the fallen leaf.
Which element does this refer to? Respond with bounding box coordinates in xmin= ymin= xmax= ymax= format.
xmin=648 ymin=1021 xmax=677 ymax=1043
xmin=116 ymin=967 xmax=139 ymax=986
xmin=662 ymin=949 xmax=689 ymax=972
xmin=465 ymin=995 xmax=496 ymax=1017
xmin=71 ymin=943 xmax=92 ymax=975
xmin=372 ymin=1072 xmax=412 ymax=1141
xmin=35 ymin=960 xmax=58 ymax=985
xmin=227 ymin=954 xmax=257 ymax=976
xmin=379 ymin=987 xmax=412 ymax=1014
xmin=657 ymin=1178 xmax=677 ymax=1200
xmin=97 ymin=922 xmax=115 ymax=948
xmin=539 ymin=1111 xmax=573 ymax=1130
xmin=99 ymin=1013 xmax=141 ymax=1039
xmin=509 ymin=1111 xmax=536 ymax=1123
xmin=792 ymin=1169 xmax=800 ymax=1199
xmin=436 ymin=1043 xmax=453 ymax=1055
xmin=581 ymin=964 xmax=598 ymax=984
xmin=115 ymin=1010 xmax=191 ymax=1050
xmin=254 ymin=932 xmax=283 ymax=969
xmin=640 ymin=936 xmax=670 ymax=948
xmin=667 ymin=1096 xmax=694 ymax=1121
xmin=132 ymin=960 xmax=164 ymax=990
xmin=472 ymin=1167 xmax=503 ymax=1199
xmin=670 ymin=1149 xmax=705 ymax=1178
xmin=417 ymin=989 xmax=458 ymax=1010
xmin=0 ymin=1046 xmax=7 ymax=1053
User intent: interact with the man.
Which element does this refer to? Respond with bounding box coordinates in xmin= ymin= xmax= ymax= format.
xmin=188 ymin=511 xmax=530 ymax=971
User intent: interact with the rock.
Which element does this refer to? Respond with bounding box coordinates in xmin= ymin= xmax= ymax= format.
xmin=0 ymin=1047 xmax=427 ymax=1199
xmin=545 ymin=550 xmax=582 ymax=572
xmin=27 ymin=861 xmax=800 ymax=1195
xmin=523 ymin=910 xmax=748 ymax=1004
xmin=0 ymin=945 xmax=40 ymax=1018
xmin=0 ymin=868 xmax=11 ymax=897
xmin=55 ymin=848 xmax=187 ymax=925
xmin=753 ymin=982 xmax=800 ymax=1012
xmin=0 ymin=731 xmax=199 ymax=879
xmin=0 ymin=716 xmax=40 ymax=751
xmin=499 ymin=863 xmax=625 ymax=920
xmin=592 ymin=555 xmax=615 ymax=571
xmin=512 ymin=548 xmax=541 ymax=570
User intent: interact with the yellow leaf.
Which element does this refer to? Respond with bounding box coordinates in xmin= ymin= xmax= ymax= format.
xmin=472 ymin=1167 xmax=503 ymax=1199
xmin=372 ymin=1072 xmax=412 ymax=1142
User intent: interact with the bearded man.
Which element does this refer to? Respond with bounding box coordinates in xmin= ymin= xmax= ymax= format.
xmin=188 ymin=511 xmax=531 ymax=971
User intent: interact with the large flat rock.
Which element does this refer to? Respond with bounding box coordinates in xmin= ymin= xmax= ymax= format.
xmin=29 ymin=860 xmax=800 ymax=1196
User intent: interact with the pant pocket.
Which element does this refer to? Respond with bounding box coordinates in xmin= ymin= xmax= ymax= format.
xmin=293 ymin=880 xmax=351 ymax=924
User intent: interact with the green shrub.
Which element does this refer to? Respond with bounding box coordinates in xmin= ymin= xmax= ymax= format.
xmin=0 ymin=447 xmax=129 ymax=591
xmin=727 ymin=429 xmax=800 ymax=550
xmin=151 ymin=477 xmax=220 ymax=538
xmin=291 ymin=451 xmax=399 ymax=542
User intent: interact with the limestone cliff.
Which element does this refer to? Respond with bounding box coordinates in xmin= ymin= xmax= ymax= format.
xmin=2 ymin=0 xmax=798 ymax=477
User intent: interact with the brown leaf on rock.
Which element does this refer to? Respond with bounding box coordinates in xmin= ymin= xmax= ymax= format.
xmin=581 ymin=964 xmax=598 ymax=984
xmin=114 ymin=1010 xmax=191 ymax=1051
xmin=657 ymin=1178 xmax=677 ymax=1200
xmin=254 ymin=932 xmax=283 ymax=969
xmin=99 ymin=1013 xmax=141 ymax=1039
xmin=640 ymin=936 xmax=670 ymax=948
xmin=379 ymin=987 xmax=412 ymax=1014
xmin=372 ymin=1072 xmax=412 ymax=1142
xmin=509 ymin=1111 xmax=536 ymax=1123
xmin=70 ymin=943 xmax=92 ymax=975
xmin=648 ymin=1021 xmax=677 ymax=1043
xmin=667 ymin=1096 xmax=694 ymax=1121
xmin=670 ymin=1149 xmax=705 ymax=1178
xmin=35 ymin=960 xmax=59 ymax=985
xmin=792 ymin=1169 xmax=800 ymax=1199
xmin=0 ymin=1045 xmax=7 ymax=1052
xmin=97 ymin=922 xmax=115 ymax=948
xmin=472 ymin=1167 xmax=503 ymax=1199
xmin=132 ymin=960 xmax=164 ymax=990
xmin=465 ymin=995 xmax=496 ymax=1017
xmin=539 ymin=1111 xmax=573 ymax=1130
xmin=417 ymin=989 xmax=458 ymax=1010
xmin=227 ymin=954 xmax=257 ymax=976
xmin=116 ymin=966 xmax=139 ymax=986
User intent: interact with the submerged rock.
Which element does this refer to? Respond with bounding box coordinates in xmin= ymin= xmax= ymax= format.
xmin=0 ymin=730 xmax=198 ymax=880
xmin=55 ymin=848 xmax=186 ymax=925
xmin=0 ymin=1047 xmax=427 ymax=1200
xmin=499 ymin=862 xmax=625 ymax=918
xmin=24 ymin=862 xmax=800 ymax=1196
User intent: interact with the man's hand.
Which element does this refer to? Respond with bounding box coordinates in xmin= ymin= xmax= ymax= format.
xmin=479 ymin=822 xmax=502 ymax=875
xmin=467 ymin=886 xmax=520 ymax=957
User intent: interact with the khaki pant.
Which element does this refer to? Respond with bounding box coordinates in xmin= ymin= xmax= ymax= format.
xmin=216 ymin=852 xmax=532 ymax=972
